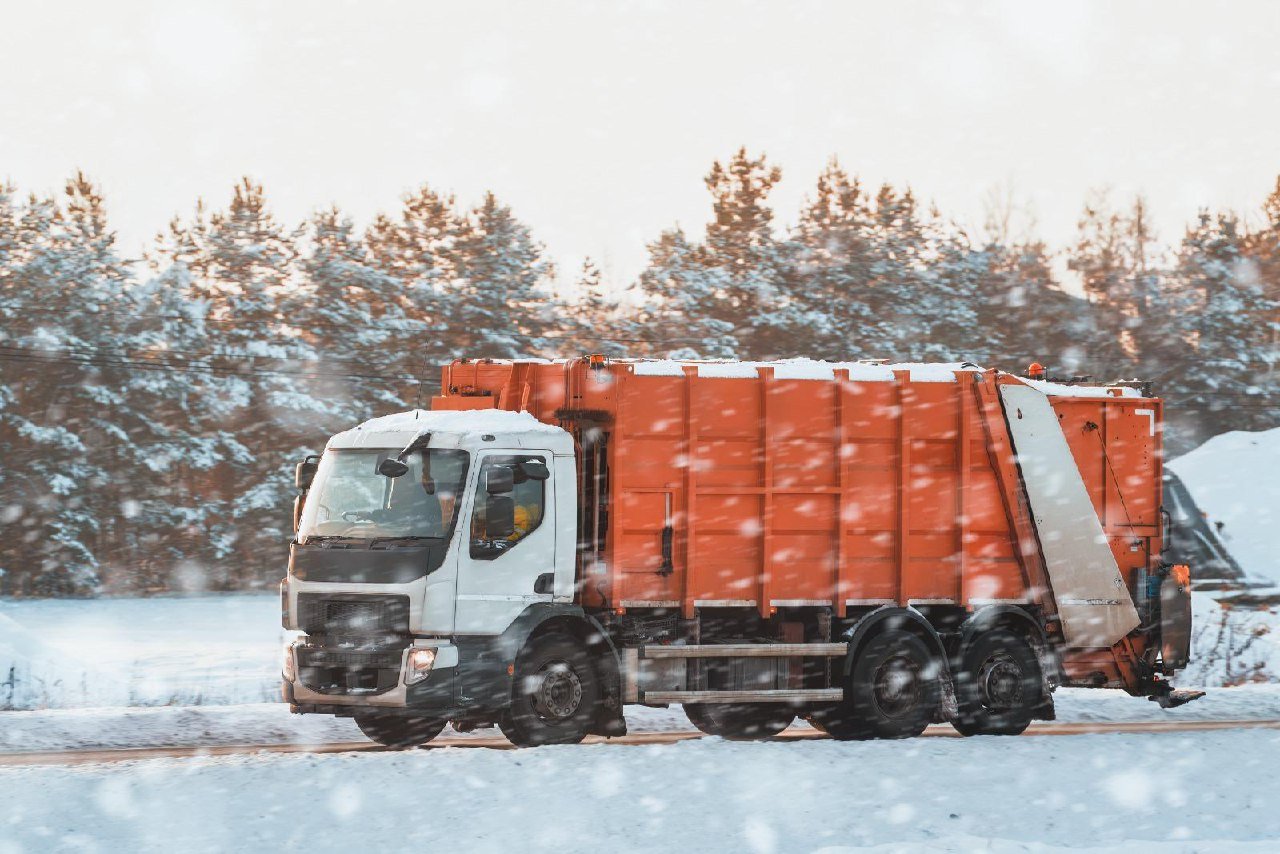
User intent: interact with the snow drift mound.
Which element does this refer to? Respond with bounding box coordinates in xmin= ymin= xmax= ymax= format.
xmin=0 ymin=612 xmax=126 ymax=710
xmin=1168 ymin=426 xmax=1280 ymax=587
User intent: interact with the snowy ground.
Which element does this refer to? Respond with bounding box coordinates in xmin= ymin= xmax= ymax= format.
xmin=2 ymin=728 xmax=1279 ymax=853
xmin=4 ymin=685 xmax=1280 ymax=754
xmin=0 ymin=593 xmax=287 ymax=710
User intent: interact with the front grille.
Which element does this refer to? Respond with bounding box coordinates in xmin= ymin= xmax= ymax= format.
xmin=297 ymin=648 xmax=404 ymax=670
xmin=296 ymin=593 xmax=410 ymax=636
xmin=297 ymin=645 xmax=405 ymax=696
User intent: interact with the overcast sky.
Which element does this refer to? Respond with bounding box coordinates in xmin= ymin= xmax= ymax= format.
xmin=3 ymin=0 xmax=1279 ymax=291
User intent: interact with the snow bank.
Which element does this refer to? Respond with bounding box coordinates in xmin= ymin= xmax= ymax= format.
xmin=1168 ymin=426 xmax=1280 ymax=586
xmin=1180 ymin=594 xmax=1280 ymax=686
xmin=0 ymin=594 xmax=288 ymax=710
xmin=3 ymin=729 xmax=1279 ymax=852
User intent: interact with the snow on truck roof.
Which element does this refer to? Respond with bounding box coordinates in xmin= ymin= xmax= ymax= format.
xmin=623 ymin=358 xmax=1140 ymax=397
xmin=327 ymin=408 xmax=570 ymax=452
xmin=458 ymin=357 xmax=1142 ymax=398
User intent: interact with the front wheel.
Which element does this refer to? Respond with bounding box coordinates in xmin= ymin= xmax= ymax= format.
xmin=500 ymin=632 xmax=601 ymax=747
xmin=684 ymin=704 xmax=794 ymax=740
xmin=354 ymin=712 xmax=447 ymax=748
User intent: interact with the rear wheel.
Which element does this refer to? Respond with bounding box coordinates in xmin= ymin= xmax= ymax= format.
xmin=952 ymin=629 xmax=1041 ymax=737
xmin=810 ymin=630 xmax=939 ymax=740
xmin=500 ymin=632 xmax=600 ymax=747
xmin=684 ymin=703 xmax=794 ymax=740
xmin=354 ymin=712 xmax=447 ymax=748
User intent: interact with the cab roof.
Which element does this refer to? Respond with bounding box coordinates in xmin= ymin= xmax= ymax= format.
xmin=326 ymin=409 xmax=573 ymax=454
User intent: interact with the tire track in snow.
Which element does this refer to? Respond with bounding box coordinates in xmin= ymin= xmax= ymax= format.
xmin=3 ymin=718 xmax=1279 ymax=767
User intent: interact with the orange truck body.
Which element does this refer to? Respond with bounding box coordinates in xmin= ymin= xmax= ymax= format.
xmin=435 ymin=357 xmax=1174 ymax=693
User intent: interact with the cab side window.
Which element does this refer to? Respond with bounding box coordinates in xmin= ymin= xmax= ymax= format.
xmin=470 ymin=455 xmax=548 ymax=560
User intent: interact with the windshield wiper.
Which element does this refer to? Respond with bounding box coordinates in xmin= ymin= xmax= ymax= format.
xmin=301 ymin=535 xmax=364 ymax=547
xmin=367 ymin=535 xmax=442 ymax=548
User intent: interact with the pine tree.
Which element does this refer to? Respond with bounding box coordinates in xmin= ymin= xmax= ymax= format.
xmin=700 ymin=148 xmax=794 ymax=358
xmin=364 ymin=183 xmax=463 ymax=385
xmin=1066 ymin=191 xmax=1163 ymax=378
xmin=1243 ymin=177 xmax=1280 ymax=406
xmin=0 ymin=175 xmax=135 ymax=594
xmin=450 ymin=192 xmax=554 ymax=358
xmin=790 ymin=159 xmax=876 ymax=359
xmin=298 ymin=206 xmax=418 ymax=411
xmin=567 ymin=257 xmax=634 ymax=356
xmin=1168 ymin=210 xmax=1279 ymax=446
xmin=632 ymin=227 xmax=738 ymax=358
xmin=150 ymin=178 xmax=311 ymax=589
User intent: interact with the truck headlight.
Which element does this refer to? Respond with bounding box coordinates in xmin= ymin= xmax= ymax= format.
xmin=282 ymin=641 xmax=296 ymax=681
xmin=406 ymin=648 xmax=437 ymax=685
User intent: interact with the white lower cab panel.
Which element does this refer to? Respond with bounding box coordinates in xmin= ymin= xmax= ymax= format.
xmin=999 ymin=384 xmax=1141 ymax=648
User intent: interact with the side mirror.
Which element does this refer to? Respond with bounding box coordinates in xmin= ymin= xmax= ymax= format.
xmin=519 ymin=459 xmax=550 ymax=481
xmin=486 ymin=495 xmax=515 ymax=539
xmin=485 ymin=466 xmax=515 ymax=495
xmin=295 ymin=456 xmax=319 ymax=490
xmin=378 ymin=458 xmax=409 ymax=478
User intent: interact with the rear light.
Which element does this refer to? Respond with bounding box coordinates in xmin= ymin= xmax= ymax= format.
xmin=279 ymin=578 xmax=289 ymax=628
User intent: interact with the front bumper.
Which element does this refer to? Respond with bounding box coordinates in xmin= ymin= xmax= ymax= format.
xmin=283 ymin=638 xmax=459 ymax=712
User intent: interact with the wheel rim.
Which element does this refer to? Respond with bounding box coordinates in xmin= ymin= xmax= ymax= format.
xmin=531 ymin=660 xmax=583 ymax=721
xmin=872 ymin=653 xmax=922 ymax=718
xmin=977 ymin=653 xmax=1025 ymax=710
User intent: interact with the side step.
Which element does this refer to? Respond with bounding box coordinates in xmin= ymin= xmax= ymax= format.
xmin=640 ymin=643 xmax=848 ymax=659
xmin=1152 ymin=689 xmax=1206 ymax=709
xmin=642 ymin=689 xmax=844 ymax=704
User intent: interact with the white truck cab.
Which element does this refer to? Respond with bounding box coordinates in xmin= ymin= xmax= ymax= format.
xmin=281 ymin=409 xmax=604 ymax=746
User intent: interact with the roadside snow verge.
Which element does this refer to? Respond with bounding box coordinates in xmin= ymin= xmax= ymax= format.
xmin=4 ymin=687 xmax=1279 ymax=754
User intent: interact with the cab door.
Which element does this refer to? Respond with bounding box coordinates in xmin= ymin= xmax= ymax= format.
xmin=453 ymin=450 xmax=556 ymax=635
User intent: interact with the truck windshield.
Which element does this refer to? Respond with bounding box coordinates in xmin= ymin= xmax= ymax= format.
xmin=298 ymin=449 xmax=470 ymax=542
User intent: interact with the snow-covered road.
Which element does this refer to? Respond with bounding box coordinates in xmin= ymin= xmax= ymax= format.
xmin=2 ymin=726 xmax=1277 ymax=853
xmin=6 ymin=685 xmax=1280 ymax=754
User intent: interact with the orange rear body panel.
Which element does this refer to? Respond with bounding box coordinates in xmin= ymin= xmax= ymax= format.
xmin=436 ymin=359 xmax=1163 ymax=659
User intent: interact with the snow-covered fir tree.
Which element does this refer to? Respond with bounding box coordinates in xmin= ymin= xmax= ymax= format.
xmin=1169 ymin=210 xmax=1279 ymax=445
xmin=449 ymin=192 xmax=554 ymax=358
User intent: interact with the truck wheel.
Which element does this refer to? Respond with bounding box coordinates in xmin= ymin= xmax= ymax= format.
xmin=354 ymin=712 xmax=447 ymax=748
xmin=500 ymin=632 xmax=600 ymax=747
xmin=811 ymin=630 xmax=939 ymax=740
xmin=952 ymin=629 xmax=1041 ymax=737
xmin=684 ymin=703 xmax=794 ymax=740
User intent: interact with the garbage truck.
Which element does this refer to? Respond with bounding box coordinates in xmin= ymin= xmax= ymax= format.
xmin=280 ymin=357 xmax=1197 ymax=747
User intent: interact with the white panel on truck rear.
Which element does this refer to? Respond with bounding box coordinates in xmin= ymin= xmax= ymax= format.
xmin=999 ymin=384 xmax=1141 ymax=648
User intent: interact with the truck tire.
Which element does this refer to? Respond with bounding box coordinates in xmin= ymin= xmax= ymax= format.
xmin=500 ymin=632 xmax=601 ymax=747
xmin=354 ymin=712 xmax=447 ymax=748
xmin=810 ymin=630 xmax=939 ymax=740
xmin=952 ymin=629 xmax=1041 ymax=736
xmin=684 ymin=703 xmax=794 ymax=740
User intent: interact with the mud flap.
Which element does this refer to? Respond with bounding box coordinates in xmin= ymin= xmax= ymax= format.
xmin=1160 ymin=565 xmax=1193 ymax=672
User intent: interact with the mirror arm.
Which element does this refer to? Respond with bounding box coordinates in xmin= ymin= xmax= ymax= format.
xmin=395 ymin=431 xmax=433 ymax=463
